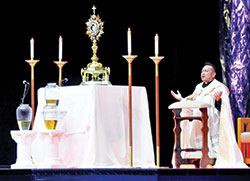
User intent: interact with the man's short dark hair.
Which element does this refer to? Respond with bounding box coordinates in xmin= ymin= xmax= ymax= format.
xmin=204 ymin=62 xmax=217 ymax=72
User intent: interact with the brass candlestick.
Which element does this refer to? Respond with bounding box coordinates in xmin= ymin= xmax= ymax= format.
xmin=54 ymin=60 xmax=68 ymax=86
xmin=122 ymin=55 xmax=137 ymax=168
xmin=150 ymin=55 xmax=164 ymax=168
xmin=25 ymin=58 xmax=39 ymax=129
xmin=80 ymin=5 xmax=111 ymax=85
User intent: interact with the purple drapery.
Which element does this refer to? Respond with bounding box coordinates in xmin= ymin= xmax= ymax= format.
xmin=220 ymin=0 xmax=250 ymax=123
xmin=229 ymin=0 xmax=250 ymax=121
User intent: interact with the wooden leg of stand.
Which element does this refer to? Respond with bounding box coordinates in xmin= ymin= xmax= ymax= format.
xmin=58 ymin=68 xmax=62 ymax=87
xmin=200 ymin=108 xmax=210 ymax=168
xmin=129 ymin=62 xmax=133 ymax=168
xmin=31 ymin=68 xmax=35 ymax=129
xmin=173 ymin=111 xmax=182 ymax=168
xmin=155 ymin=63 xmax=160 ymax=167
xmin=242 ymin=143 xmax=246 ymax=162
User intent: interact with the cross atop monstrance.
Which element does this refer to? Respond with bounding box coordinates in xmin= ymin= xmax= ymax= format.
xmin=80 ymin=5 xmax=111 ymax=85
xmin=92 ymin=5 xmax=96 ymax=15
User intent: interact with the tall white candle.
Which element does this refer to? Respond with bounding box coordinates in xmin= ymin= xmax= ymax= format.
xmin=30 ymin=38 xmax=34 ymax=60
xmin=59 ymin=36 xmax=63 ymax=61
xmin=127 ymin=28 xmax=132 ymax=55
xmin=155 ymin=33 xmax=159 ymax=56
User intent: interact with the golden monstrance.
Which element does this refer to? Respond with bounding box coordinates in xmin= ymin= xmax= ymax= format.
xmin=80 ymin=6 xmax=111 ymax=85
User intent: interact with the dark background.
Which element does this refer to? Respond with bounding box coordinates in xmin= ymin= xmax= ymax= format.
xmin=0 ymin=0 xmax=220 ymax=167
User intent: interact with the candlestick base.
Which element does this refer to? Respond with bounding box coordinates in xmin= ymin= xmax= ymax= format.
xmin=54 ymin=61 xmax=68 ymax=86
xmin=122 ymin=55 xmax=137 ymax=63
xmin=54 ymin=61 xmax=68 ymax=69
xmin=25 ymin=59 xmax=40 ymax=67
xmin=149 ymin=56 xmax=164 ymax=64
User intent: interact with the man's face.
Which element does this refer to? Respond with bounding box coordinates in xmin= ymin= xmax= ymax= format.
xmin=201 ymin=65 xmax=216 ymax=83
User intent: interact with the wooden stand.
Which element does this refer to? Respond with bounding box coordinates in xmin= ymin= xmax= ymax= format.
xmin=169 ymin=102 xmax=214 ymax=168
xmin=122 ymin=55 xmax=137 ymax=168
xmin=25 ymin=59 xmax=39 ymax=129
xmin=150 ymin=56 xmax=164 ymax=167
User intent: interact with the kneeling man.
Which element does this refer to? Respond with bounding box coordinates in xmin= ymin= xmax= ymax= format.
xmin=171 ymin=62 xmax=247 ymax=168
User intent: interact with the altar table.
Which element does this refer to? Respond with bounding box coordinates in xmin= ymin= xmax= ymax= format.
xmin=32 ymin=85 xmax=155 ymax=168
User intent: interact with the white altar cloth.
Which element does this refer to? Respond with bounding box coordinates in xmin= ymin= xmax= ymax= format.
xmin=33 ymin=85 xmax=155 ymax=168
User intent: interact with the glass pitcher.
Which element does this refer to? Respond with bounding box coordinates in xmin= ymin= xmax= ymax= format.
xmin=16 ymin=104 xmax=32 ymax=130
xmin=44 ymin=83 xmax=59 ymax=105
xmin=43 ymin=83 xmax=60 ymax=130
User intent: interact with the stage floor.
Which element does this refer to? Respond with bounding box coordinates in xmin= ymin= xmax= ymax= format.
xmin=0 ymin=168 xmax=250 ymax=181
